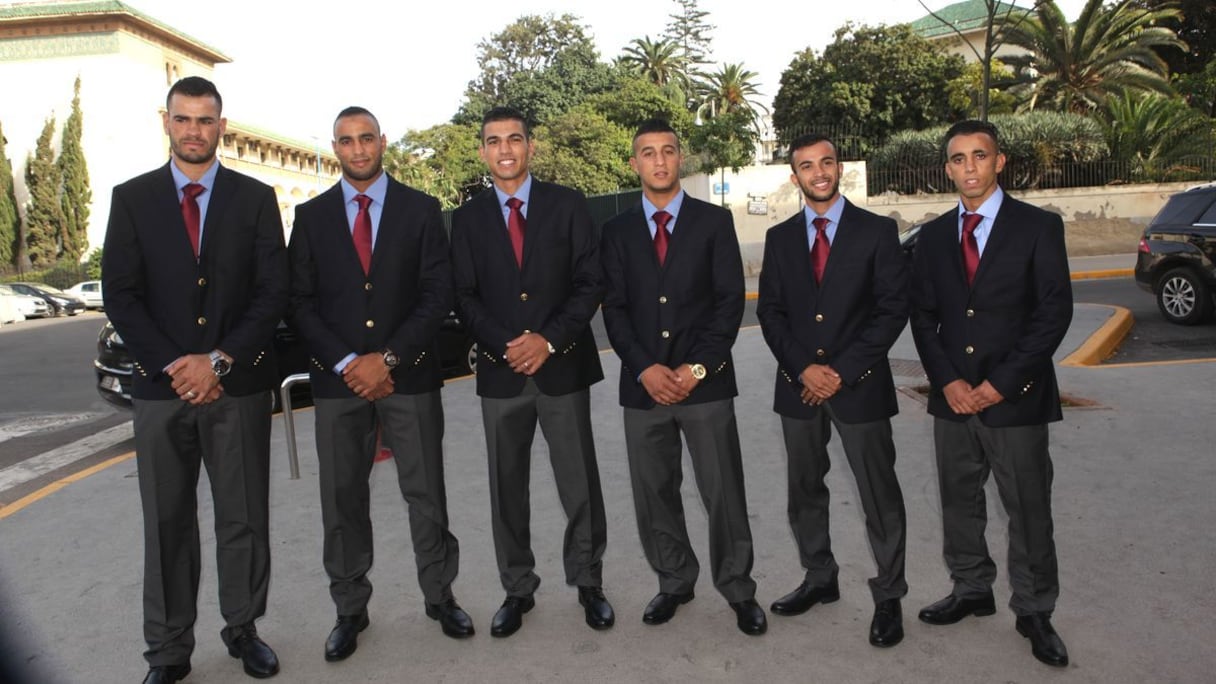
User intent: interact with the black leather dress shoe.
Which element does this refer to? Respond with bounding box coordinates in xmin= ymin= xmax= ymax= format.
xmin=142 ymin=664 xmax=190 ymax=684
xmin=917 ymin=592 xmax=996 ymax=625
xmin=426 ymin=599 xmax=475 ymax=638
xmin=729 ymin=599 xmax=768 ymax=635
xmin=225 ymin=627 xmax=279 ymax=678
xmin=642 ymin=592 xmax=694 ymax=625
xmin=324 ymin=613 xmax=370 ymax=662
xmin=769 ymin=579 xmax=840 ymax=616
xmin=1016 ymin=613 xmax=1069 ymax=667
xmin=490 ymin=595 xmax=535 ymax=637
xmin=577 ymin=586 xmax=615 ymax=630
xmin=869 ymin=598 xmax=904 ymax=647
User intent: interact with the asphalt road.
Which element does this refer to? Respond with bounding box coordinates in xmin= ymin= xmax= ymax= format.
xmin=1071 ymin=276 xmax=1216 ymax=364
xmin=1 ymin=279 xmax=1211 ymax=505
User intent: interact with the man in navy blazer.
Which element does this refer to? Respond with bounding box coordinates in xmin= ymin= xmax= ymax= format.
xmin=910 ymin=120 xmax=1073 ymax=667
xmin=450 ymin=106 xmax=613 ymax=637
xmin=288 ymin=107 xmax=471 ymax=660
xmin=756 ymin=134 xmax=910 ymax=647
xmin=601 ymin=119 xmax=766 ymax=636
xmin=103 ymin=77 xmax=286 ymax=684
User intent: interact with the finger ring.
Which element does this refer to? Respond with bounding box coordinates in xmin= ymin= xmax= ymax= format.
xmin=185 ymin=391 xmax=196 ymax=399
xmin=524 ymin=361 xmax=530 ymax=368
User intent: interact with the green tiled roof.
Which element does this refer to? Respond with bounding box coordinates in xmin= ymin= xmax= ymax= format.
xmin=909 ymin=0 xmax=1029 ymax=39
xmin=0 ymin=1 xmax=229 ymax=62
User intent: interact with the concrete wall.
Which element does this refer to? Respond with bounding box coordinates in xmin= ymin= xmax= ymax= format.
xmin=682 ymin=160 xmax=1207 ymax=274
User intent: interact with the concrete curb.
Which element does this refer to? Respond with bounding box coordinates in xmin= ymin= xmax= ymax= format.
xmin=1060 ymin=305 xmax=1134 ymax=367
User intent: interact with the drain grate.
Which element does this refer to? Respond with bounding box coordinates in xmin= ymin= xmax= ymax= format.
xmin=890 ymin=358 xmax=926 ymax=378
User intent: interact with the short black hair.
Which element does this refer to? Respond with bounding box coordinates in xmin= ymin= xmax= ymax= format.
xmin=943 ymin=119 xmax=1000 ymax=156
xmin=481 ymin=106 xmax=530 ymax=141
xmin=631 ymin=118 xmax=680 ymax=153
xmin=787 ymin=133 xmax=836 ymax=172
xmin=334 ymin=106 xmax=380 ymax=135
xmin=166 ymin=76 xmax=222 ymax=114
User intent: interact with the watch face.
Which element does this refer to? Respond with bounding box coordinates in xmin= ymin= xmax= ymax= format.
xmin=212 ymin=358 xmax=231 ymax=377
xmin=691 ymin=364 xmax=707 ymax=380
xmin=383 ymin=351 xmax=400 ymax=368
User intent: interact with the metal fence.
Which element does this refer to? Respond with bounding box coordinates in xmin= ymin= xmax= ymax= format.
xmin=867 ymin=156 xmax=1216 ymax=196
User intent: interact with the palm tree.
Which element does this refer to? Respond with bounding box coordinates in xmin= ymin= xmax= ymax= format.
xmin=1101 ymin=90 xmax=1212 ymax=179
xmin=1004 ymin=0 xmax=1185 ymax=113
xmin=619 ymin=36 xmax=687 ymax=88
xmin=695 ymin=63 xmax=769 ymax=125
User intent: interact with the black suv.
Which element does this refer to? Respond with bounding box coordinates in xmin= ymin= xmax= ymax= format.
xmin=1135 ymin=183 xmax=1216 ymax=325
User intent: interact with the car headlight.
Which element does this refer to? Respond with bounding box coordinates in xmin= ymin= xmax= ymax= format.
xmin=107 ymin=328 xmax=124 ymax=346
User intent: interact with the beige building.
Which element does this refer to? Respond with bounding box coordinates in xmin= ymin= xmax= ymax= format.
xmin=0 ymin=0 xmax=339 ymax=257
xmin=908 ymin=0 xmax=1030 ymax=62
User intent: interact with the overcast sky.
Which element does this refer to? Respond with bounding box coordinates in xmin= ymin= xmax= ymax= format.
xmin=129 ymin=0 xmax=1085 ymax=143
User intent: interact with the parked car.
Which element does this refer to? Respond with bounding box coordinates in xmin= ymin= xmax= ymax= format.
xmin=0 ymin=283 xmax=52 ymax=319
xmin=8 ymin=282 xmax=87 ymax=317
xmin=1134 ymin=182 xmax=1216 ymax=325
xmin=67 ymin=280 xmax=104 ymax=309
xmin=95 ymin=315 xmax=477 ymax=409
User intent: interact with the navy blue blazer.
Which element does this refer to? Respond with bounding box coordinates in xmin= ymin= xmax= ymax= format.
xmin=287 ymin=176 xmax=453 ymax=399
xmin=102 ymin=162 xmax=288 ymax=400
xmin=910 ymin=193 xmax=1073 ymax=427
xmin=601 ymin=195 xmax=744 ymax=410
xmin=450 ymin=180 xmax=604 ymax=399
xmin=757 ymin=199 xmax=909 ymax=423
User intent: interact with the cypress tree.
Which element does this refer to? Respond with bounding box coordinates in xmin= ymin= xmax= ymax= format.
xmin=24 ymin=117 xmax=65 ymax=266
xmin=58 ymin=77 xmax=91 ymax=262
xmin=0 ymin=121 xmax=18 ymax=267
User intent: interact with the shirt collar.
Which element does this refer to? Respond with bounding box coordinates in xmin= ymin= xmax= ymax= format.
xmin=802 ymin=194 xmax=845 ymax=228
xmin=642 ymin=189 xmax=686 ymax=223
xmin=340 ymin=171 xmax=388 ymax=207
xmin=957 ymin=185 xmax=1005 ymax=222
xmin=169 ymin=157 xmax=219 ymax=192
xmin=493 ymin=174 xmax=533 ymax=208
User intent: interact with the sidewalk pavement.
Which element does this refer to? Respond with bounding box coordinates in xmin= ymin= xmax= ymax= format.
xmin=3 ymin=297 xmax=1214 ymax=683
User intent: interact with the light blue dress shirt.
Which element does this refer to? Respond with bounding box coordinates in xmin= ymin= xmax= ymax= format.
xmin=169 ymin=158 xmax=220 ymax=250
xmin=957 ymin=186 xmax=1005 ymax=256
xmin=641 ymin=189 xmax=686 ymax=237
xmin=493 ymin=174 xmax=534 ymax=225
xmin=802 ymin=194 xmax=845 ymax=247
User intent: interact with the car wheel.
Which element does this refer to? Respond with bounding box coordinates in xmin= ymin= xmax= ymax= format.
xmin=464 ymin=340 xmax=478 ymax=376
xmin=1156 ymin=267 xmax=1213 ymax=325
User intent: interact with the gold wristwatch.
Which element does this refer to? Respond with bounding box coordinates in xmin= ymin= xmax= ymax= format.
xmin=689 ymin=363 xmax=707 ymax=380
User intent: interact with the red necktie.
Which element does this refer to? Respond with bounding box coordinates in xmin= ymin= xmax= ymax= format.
xmin=353 ymin=194 xmax=373 ymax=275
xmin=506 ymin=197 xmax=526 ymax=267
xmin=653 ymin=210 xmax=672 ymax=266
xmin=961 ymin=212 xmax=982 ymax=286
xmin=181 ymin=183 xmax=204 ymax=259
xmin=810 ymin=217 xmax=830 ymax=285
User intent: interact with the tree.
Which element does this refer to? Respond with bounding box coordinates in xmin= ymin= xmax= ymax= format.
xmin=1135 ymin=0 xmax=1216 ymax=116
xmin=57 ymin=76 xmax=91 ymax=262
xmin=619 ymin=36 xmax=687 ymax=88
xmin=585 ymin=76 xmax=695 ymax=138
xmin=662 ymin=0 xmax=715 ymax=76
xmin=1101 ymin=90 xmax=1213 ymax=178
xmin=772 ymin=23 xmax=966 ymax=151
xmin=531 ymin=105 xmax=634 ymax=194
xmin=1003 ymin=0 xmax=1185 ymax=113
xmin=497 ymin=43 xmax=617 ymax=126
xmin=914 ymin=0 xmax=1046 ymax=120
xmin=458 ymin=14 xmax=598 ymax=122
xmin=386 ymin=122 xmax=485 ymax=208
xmin=946 ymin=59 xmax=1020 ymax=116
xmin=23 ymin=117 xmax=64 ymax=267
xmin=688 ymin=110 xmax=757 ymax=206
xmin=695 ymin=63 xmax=769 ymax=127
xmin=0 ymin=121 xmax=18 ymax=268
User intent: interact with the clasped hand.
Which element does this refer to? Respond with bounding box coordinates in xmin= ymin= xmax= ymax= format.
xmin=942 ymin=379 xmax=1004 ymax=415
xmin=343 ymin=353 xmax=394 ymax=402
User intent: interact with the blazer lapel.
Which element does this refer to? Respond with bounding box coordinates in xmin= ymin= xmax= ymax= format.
xmin=520 ymin=182 xmax=544 ymax=270
xmin=476 ymin=189 xmax=517 ymax=270
xmin=786 ymin=211 xmax=816 ymax=290
xmin=151 ymin=164 xmax=193 ymax=259
xmin=373 ymin=180 xmax=405 ymax=274
xmin=973 ymin=201 xmax=1016 ymax=288
xmin=200 ymin=165 xmax=235 ymax=258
